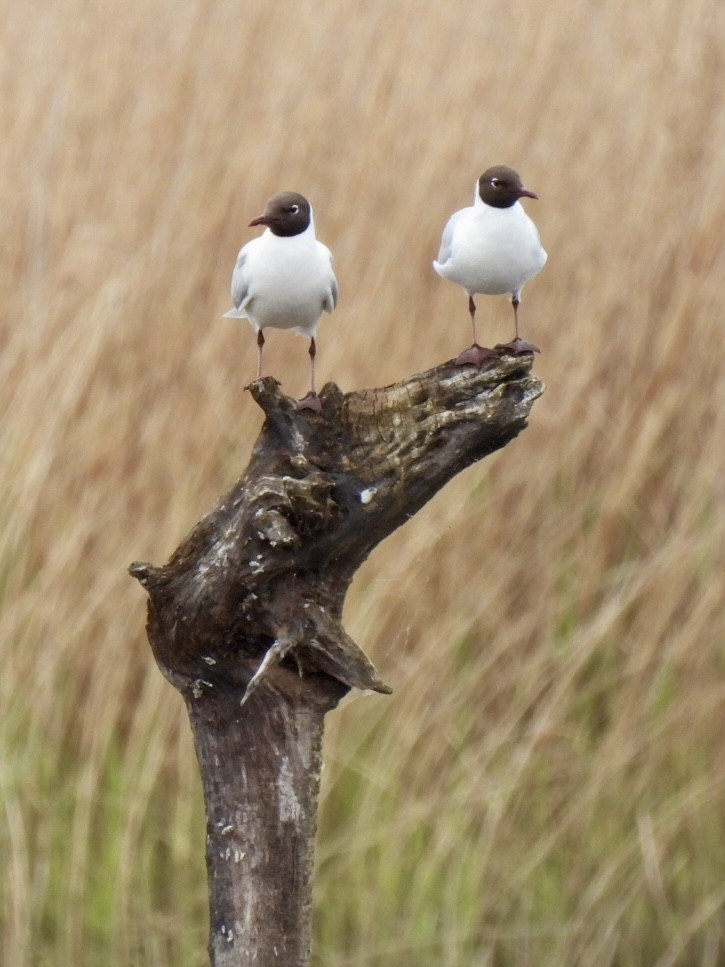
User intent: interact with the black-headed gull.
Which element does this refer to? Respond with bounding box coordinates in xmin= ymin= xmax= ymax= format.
xmin=433 ymin=166 xmax=547 ymax=367
xmin=224 ymin=191 xmax=338 ymax=412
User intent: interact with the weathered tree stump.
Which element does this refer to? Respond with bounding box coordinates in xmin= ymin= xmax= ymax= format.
xmin=130 ymin=353 xmax=544 ymax=967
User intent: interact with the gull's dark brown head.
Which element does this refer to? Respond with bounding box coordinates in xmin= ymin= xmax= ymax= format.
xmin=249 ymin=191 xmax=312 ymax=237
xmin=478 ymin=166 xmax=538 ymax=209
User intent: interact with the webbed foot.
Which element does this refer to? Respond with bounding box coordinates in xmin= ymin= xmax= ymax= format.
xmin=454 ymin=344 xmax=498 ymax=367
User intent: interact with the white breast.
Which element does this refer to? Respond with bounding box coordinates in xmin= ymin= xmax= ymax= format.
xmin=435 ymin=202 xmax=546 ymax=297
xmin=231 ymin=230 xmax=338 ymax=336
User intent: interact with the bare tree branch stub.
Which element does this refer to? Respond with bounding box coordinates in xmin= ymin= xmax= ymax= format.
xmin=130 ymin=353 xmax=544 ymax=966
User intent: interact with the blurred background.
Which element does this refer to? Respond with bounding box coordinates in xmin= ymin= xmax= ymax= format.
xmin=2 ymin=0 xmax=725 ymax=964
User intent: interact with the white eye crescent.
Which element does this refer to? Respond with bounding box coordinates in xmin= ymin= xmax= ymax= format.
xmin=491 ymin=178 xmax=501 ymax=188
xmin=289 ymin=204 xmax=300 ymax=214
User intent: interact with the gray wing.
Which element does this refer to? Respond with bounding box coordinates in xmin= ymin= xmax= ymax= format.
xmin=435 ymin=209 xmax=466 ymax=266
xmin=320 ymin=243 xmax=339 ymax=314
xmin=230 ymin=249 xmax=249 ymax=310
xmin=328 ymin=271 xmax=339 ymax=313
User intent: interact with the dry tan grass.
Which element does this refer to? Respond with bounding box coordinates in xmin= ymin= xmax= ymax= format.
xmin=2 ymin=0 xmax=725 ymax=964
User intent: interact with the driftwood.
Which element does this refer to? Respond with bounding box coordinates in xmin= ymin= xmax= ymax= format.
xmin=129 ymin=353 xmax=544 ymax=966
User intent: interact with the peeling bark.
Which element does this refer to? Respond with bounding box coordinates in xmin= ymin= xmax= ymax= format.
xmin=130 ymin=353 xmax=544 ymax=966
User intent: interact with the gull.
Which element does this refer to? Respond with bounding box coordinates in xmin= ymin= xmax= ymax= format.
xmin=224 ymin=191 xmax=338 ymax=411
xmin=433 ymin=165 xmax=547 ymax=366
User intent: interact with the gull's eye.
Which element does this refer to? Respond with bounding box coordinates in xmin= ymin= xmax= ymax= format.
xmin=491 ymin=178 xmax=501 ymax=188
xmin=289 ymin=204 xmax=300 ymax=214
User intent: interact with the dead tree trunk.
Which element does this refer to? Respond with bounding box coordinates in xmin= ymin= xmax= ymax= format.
xmin=129 ymin=354 xmax=543 ymax=967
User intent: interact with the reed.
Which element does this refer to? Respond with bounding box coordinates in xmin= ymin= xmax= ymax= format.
xmin=1 ymin=0 xmax=724 ymax=963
